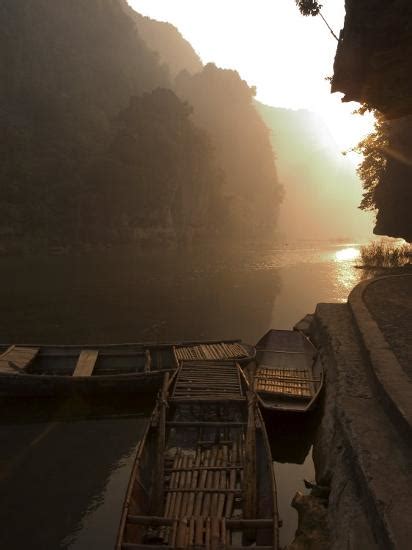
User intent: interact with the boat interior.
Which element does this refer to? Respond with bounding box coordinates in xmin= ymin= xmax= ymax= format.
xmin=253 ymin=330 xmax=323 ymax=412
xmin=119 ymin=362 xmax=278 ymax=549
xmin=0 ymin=342 xmax=253 ymax=378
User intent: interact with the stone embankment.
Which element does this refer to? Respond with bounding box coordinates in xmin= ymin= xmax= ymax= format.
xmin=291 ymin=274 xmax=412 ymax=550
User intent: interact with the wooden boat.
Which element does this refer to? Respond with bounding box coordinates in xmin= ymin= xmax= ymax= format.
xmin=0 ymin=340 xmax=255 ymax=397
xmin=250 ymin=330 xmax=323 ymax=413
xmin=117 ymin=361 xmax=279 ymax=549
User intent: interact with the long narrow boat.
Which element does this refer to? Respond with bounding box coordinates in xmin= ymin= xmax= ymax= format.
xmin=0 ymin=340 xmax=255 ymax=397
xmin=117 ymin=361 xmax=279 ymax=549
xmin=250 ymin=330 xmax=323 ymax=414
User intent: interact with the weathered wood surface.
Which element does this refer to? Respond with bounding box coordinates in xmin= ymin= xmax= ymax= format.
xmin=171 ymin=362 xmax=244 ymax=401
xmin=154 ymin=373 xmax=169 ymax=514
xmin=254 ymin=329 xmax=323 ymax=412
xmin=117 ymin=359 xmax=278 ymax=550
xmin=0 ymin=346 xmax=39 ymax=373
xmin=174 ymin=342 xmax=250 ymax=363
xmin=255 ymin=367 xmax=313 ymax=398
xmin=73 ymin=350 xmax=98 ymax=377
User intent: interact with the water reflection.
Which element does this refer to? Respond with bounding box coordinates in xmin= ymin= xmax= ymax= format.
xmin=333 ymin=246 xmax=363 ymax=301
xmin=0 ymin=398 xmax=150 ymax=550
xmin=1 ymin=247 xmax=282 ymax=345
xmin=265 ymin=408 xmax=322 ymax=547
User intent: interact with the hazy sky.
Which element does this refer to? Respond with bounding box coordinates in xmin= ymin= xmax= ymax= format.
xmin=128 ymin=0 xmax=374 ymax=154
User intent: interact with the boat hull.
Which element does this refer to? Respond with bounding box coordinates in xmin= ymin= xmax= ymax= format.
xmin=0 ymin=369 xmax=171 ymax=397
xmin=0 ymin=340 xmax=255 ymax=397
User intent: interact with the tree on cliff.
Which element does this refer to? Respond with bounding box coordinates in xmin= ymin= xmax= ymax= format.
xmin=354 ymin=115 xmax=388 ymax=212
xmin=295 ymin=0 xmax=338 ymax=40
xmin=296 ymin=0 xmax=322 ymax=16
xmin=355 ymin=115 xmax=412 ymax=241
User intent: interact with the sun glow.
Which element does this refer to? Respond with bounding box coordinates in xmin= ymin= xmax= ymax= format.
xmin=335 ymin=247 xmax=360 ymax=262
xmin=129 ymin=0 xmax=375 ymax=149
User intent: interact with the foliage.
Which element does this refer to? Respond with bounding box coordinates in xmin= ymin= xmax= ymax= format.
xmin=175 ymin=64 xmax=283 ymax=241
xmin=82 ymin=88 xmax=226 ymax=244
xmin=296 ymin=0 xmax=322 ymax=16
xmin=360 ymin=240 xmax=411 ymax=267
xmin=354 ymin=114 xmax=389 ymax=211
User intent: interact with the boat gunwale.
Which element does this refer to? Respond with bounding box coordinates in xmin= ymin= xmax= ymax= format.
xmin=0 ymin=337 xmax=244 ymax=350
xmin=115 ymin=370 xmax=179 ymax=550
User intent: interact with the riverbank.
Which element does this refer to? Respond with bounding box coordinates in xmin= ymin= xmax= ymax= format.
xmin=291 ymin=273 xmax=412 ymax=549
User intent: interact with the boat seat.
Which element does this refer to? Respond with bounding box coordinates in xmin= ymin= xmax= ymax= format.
xmin=0 ymin=346 xmax=39 ymax=373
xmin=73 ymin=350 xmax=98 ymax=377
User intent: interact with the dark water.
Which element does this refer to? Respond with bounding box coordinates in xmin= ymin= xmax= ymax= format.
xmin=0 ymin=242 xmax=366 ymax=548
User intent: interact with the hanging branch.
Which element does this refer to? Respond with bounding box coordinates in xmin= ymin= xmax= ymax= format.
xmin=318 ymin=11 xmax=339 ymax=41
xmin=295 ymin=1 xmax=339 ymax=41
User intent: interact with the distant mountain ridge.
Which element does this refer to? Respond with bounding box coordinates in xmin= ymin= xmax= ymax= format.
xmin=256 ymin=102 xmax=372 ymax=240
xmin=0 ymin=0 xmax=282 ymax=251
xmin=120 ymin=0 xmax=203 ymax=78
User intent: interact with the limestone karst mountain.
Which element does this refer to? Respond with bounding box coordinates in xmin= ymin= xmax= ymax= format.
xmin=0 ymin=0 xmax=282 ymax=250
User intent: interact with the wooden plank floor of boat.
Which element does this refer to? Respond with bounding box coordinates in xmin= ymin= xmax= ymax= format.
xmin=160 ymin=434 xmax=244 ymax=547
xmin=123 ymin=363 xmax=276 ymax=549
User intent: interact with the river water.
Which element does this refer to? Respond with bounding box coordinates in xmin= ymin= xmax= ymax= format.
xmin=0 ymin=242 xmax=368 ymax=548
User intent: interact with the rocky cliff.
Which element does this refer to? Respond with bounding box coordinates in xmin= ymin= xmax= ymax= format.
xmin=332 ymin=0 xmax=412 ymax=242
xmin=332 ymin=0 xmax=412 ymax=119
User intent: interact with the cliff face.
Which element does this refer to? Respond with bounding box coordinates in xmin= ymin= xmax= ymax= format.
xmin=332 ymin=0 xmax=412 ymax=242
xmin=374 ymin=117 xmax=412 ymax=242
xmin=332 ymin=0 xmax=412 ymax=119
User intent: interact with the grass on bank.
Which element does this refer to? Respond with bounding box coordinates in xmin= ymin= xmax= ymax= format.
xmin=359 ymin=240 xmax=412 ymax=268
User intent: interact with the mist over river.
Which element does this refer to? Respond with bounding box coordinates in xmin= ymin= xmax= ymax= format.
xmin=0 ymin=241 xmax=368 ymax=548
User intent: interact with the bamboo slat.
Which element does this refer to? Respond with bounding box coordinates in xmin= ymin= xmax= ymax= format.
xmin=186 ymin=448 xmax=201 ymax=518
xmin=225 ymin=439 xmax=238 ymax=518
xmin=194 ymin=449 xmax=210 ymax=516
xmin=174 ymin=342 xmax=248 ymax=363
xmin=175 ymin=518 xmax=187 ymax=548
xmin=201 ymin=446 xmax=218 ymax=516
xmin=205 ymin=517 xmax=211 ymax=549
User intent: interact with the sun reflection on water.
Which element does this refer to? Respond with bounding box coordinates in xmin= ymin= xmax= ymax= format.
xmin=335 ymin=247 xmax=360 ymax=262
xmin=334 ymin=247 xmax=362 ymax=300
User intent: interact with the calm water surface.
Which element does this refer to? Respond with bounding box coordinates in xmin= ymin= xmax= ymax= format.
xmin=0 ymin=242 xmax=367 ymax=548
